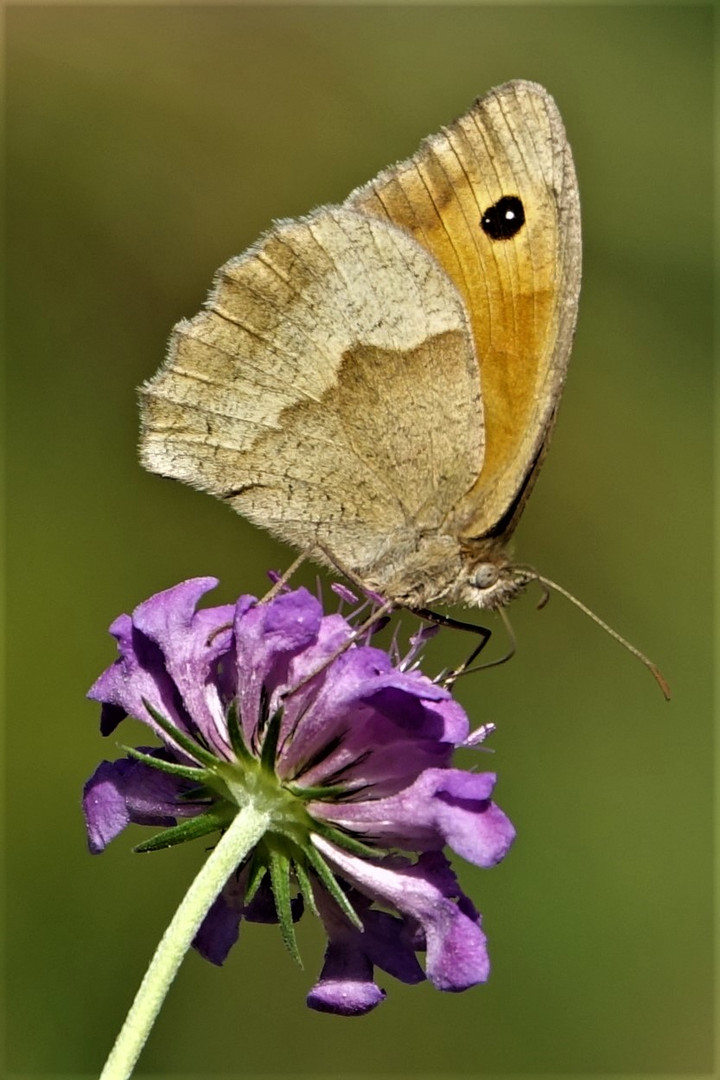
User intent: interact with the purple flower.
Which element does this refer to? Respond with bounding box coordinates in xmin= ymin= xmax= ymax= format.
xmin=84 ymin=578 xmax=515 ymax=1015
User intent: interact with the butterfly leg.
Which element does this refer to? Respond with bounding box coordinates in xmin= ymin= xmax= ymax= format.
xmin=413 ymin=607 xmax=492 ymax=686
xmin=261 ymin=545 xmax=319 ymax=604
xmin=448 ymin=607 xmax=518 ymax=684
xmin=315 ymin=543 xmax=387 ymax=607
xmin=205 ymin=547 xmax=320 ymax=646
xmin=415 ymin=606 xmax=519 ymax=686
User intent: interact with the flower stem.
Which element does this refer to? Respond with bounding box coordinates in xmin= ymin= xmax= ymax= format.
xmin=99 ymin=804 xmax=270 ymax=1080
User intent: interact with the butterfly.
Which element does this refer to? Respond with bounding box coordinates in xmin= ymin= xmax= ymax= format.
xmin=140 ymin=80 xmax=581 ymax=615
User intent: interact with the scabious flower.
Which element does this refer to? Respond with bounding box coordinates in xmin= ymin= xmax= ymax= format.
xmin=83 ymin=578 xmax=515 ymax=1015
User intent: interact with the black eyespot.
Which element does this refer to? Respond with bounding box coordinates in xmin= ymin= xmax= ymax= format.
xmin=480 ymin=195 xmax=525 ymax=240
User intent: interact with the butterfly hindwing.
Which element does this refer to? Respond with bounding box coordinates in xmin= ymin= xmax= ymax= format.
xmin=140 ymin=207 xmax=484 ymax=580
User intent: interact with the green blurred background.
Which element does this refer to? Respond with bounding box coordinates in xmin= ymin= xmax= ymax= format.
xmin=6 ymin=4 xmax=713 ymax=1077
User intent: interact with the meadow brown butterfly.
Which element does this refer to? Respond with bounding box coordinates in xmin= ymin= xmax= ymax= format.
xmin=140 ymin=80 xmax=581 ymax=614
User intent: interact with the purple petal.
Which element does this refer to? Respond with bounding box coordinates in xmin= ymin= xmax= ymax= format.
xmin=307 ymin=939 xmax=386 ymax=1016
xmin=279 ymin=652 xmax=467 ymax=795
xmin=310 ymin=869 xmax=429 ymax=1014
xmin=314 ymin=768 xmax=515 ymax=867
xmin=276 ymin=644 xmax=394 ymax=780
xmin=88 ymin=578 xmax=236 ymax=757
xmin=234 ymin=588 xmax=325 ymax=746
xmin=273 ymin=612 xmax=357 ymax=752
xmin=332 ymin=691 xmax=468 ymax=795
xmin=82 ymin=754 xmax=203 ymax=853
xmin=192 ymin=871 xmax=304 ymax=965
xmin=131 ymin=578 xmax=237 ymax=756
xmin=312 ymin=838 xmax=490 ymax=991
xmin=316 ymin=885 xmax=424 ymax=987
xmin=357 ymin=907 xmax=426 ymax=984
xmin=83 ymin=760 xmax=131 ymax=852
xmin=88 ymin=613 xmax=186 ymax=741
xmin=194 ymin=882 xmax=243 ymax=965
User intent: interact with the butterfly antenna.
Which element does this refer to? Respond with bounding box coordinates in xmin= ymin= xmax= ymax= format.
xmin=533 ymin=573 xmax=671 ymax=700
xmin=535 ymin=580 xmax=551 ymax=610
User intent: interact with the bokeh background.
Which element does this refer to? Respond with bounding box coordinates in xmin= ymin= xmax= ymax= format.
xmin=6 ymin=4 xmax=713 ymax=1077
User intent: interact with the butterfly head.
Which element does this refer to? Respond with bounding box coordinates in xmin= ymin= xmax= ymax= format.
xmin=456 ymin=554 xmax=535 ymax=611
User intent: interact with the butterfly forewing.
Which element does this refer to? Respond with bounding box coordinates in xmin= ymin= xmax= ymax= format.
xmin=346 ymin=80 xmax=581 ymax=541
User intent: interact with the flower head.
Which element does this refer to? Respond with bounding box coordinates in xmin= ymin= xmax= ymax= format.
xmin=84 ymin=578 xmax=515 ymax=1015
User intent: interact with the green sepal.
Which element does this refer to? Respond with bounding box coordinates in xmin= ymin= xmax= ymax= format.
xmin=309 ymin=819 xmax=385 ymax=860
xmin=226 ymin=700 xmax=253 ymax=764
xmin=133 ymin=808 xmax=230 ymax=853
xmin=176 ymin=785 xmax=214 ymax=804
xmin=121 ymin=745 xmax=211 ymax=784
xmin=286 ymin=782 xmax=351 ymax=802
xmin=260 ymin=709 xmax=283 ymax=773
xmin=243 ymin=852 xmax=268 ymax=908
xmin=257 ymin=685 xmax=270 ymax=733
xmin=305 ymin=844 xmax=363 ymax=931
xmin=292 ymin=855 xmax=319 ymax=918
xmin=141 ymin=698 xmax=219 ymax=769
xmin=269 ymin=848 xmax=302 ymax=966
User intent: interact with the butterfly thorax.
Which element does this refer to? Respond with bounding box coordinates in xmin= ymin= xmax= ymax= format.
xmin=363 ymin=533 xmax=527 ymax=612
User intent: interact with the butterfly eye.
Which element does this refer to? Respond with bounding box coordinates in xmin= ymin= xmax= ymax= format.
xmin=472 ymin=564 xmax=501 ymax=591
xmin=480 ymin=195 xmax=525 ymax=240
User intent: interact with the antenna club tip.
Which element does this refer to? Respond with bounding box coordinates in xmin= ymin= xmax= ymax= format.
xmin=651 ymin=666 xmax=672 ymax=701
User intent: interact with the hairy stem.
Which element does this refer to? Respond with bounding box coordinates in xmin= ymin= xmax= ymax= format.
xmin=100 ymin=803 xmax=270 ymax=1080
